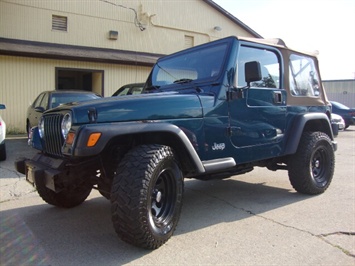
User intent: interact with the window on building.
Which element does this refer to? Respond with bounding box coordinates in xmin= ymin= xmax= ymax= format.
xmin=52 ymin=15 xmax=68 ymax=31
xmin=55 ymin=68 xmax=104 ymax=96
xmin=184 ymin=35 xmax=194 ymax=48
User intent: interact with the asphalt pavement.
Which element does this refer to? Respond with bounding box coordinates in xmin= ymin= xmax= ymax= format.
xmin=0 ymin=131 xmax=354 ymax=266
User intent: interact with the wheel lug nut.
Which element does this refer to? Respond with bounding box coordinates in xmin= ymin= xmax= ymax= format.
xmin=156 ymin=191 xmax=162 ymax=203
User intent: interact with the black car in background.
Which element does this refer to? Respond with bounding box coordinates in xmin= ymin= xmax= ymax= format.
xmin=26 ymin=90 xmax=101 ymax=135
xmin=331 ymin=101 xmax=355 ymax=129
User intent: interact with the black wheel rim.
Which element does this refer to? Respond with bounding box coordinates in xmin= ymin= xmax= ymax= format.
xmin=151 ymin=168 xmax=176 ymax=230
xmin=311 ymin=147 xmax=329 ymax=187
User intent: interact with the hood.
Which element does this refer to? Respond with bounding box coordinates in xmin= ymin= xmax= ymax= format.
xmin=55 ymin=92 xmax=204 ymax=124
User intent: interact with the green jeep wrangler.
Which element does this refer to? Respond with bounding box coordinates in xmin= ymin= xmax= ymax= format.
xmin=16 ymin=36 xmax=336 ymax=249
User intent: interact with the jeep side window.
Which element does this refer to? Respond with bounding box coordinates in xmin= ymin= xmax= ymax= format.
xmin=237 ymin=46 xmax=280 ymax=88
xmin=289 ymin=54 xmax=320 ymax=97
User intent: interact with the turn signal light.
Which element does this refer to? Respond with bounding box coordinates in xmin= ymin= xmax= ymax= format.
xmin=87 ymin=133 xmax=101 ymax=147
xmin=65 ymin=132 xmax=75 ymax=145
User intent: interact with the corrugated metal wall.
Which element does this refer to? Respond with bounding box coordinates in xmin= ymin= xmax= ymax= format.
xmin=0 ymin=55 xmax=151 ymax=133
xmin=323 ymin=80 xmax=355 ymax=107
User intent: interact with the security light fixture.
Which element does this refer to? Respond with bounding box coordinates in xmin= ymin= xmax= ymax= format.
xmin=109 ymin=30 xmax=118 ymax=40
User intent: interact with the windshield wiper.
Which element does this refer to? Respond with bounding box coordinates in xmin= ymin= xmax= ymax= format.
xmin=173 ymin=78 xmax=194 ymax=84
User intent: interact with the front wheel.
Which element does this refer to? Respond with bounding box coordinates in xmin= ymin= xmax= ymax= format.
xmin=111 ymin=144 xmax=184 ymax=249
xmin=288 ymin=132 xmax=335 ymax=195
xmin=35 ymin=176 xmax=92 ymax=208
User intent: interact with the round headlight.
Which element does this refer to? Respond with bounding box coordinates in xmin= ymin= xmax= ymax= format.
xmin=38 ymin=116 xmax=45 ymax=138
xmin=61 ymin=113 xmax=72 ymax=139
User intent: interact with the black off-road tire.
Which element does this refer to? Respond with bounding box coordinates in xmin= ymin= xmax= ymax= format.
xmin=35 ymin=176 xmax=92 ymax=208
xmin=111 ymin=144 xmax=184 ymax=249
xmin=288 ymin=132 xmax=335 ymax=195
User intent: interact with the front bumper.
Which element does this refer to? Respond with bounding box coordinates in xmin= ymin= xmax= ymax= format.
xmin=15 ymin=154 xmax=66 ymax=192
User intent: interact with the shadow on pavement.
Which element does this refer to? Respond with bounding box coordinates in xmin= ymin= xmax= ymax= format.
xmin=0 ymin=175 xmax=311 ymax=265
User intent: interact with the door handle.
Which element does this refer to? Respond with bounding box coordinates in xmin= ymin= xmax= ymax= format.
xmin=273 ymin=91 xmax=282 ymax=104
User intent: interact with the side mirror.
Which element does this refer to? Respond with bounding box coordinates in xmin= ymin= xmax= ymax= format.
xmin=0 ymin=104 xmax=5 ymax=110
xmin=245 ymin=61 xmax=262 ymax=86
xmin=34 ymin=106 xmax=45 ymax=113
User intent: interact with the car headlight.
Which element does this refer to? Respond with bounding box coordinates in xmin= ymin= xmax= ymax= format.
xmin=38 ymin=116 xmax=45 ymax=138
xmin=61 ymin=113 xmax=72 ymax=139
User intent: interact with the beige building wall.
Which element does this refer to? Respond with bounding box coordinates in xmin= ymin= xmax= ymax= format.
xmin=0 ymin=0 xmax=254 ymax=53
xmin=0 ymin=0 xmax=260 ymax=132
xmin=0 ymin=55 xmax=151 ymax=132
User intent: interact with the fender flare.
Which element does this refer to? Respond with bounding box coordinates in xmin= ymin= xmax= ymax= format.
xmin=283 ymin=112 xmax=335 ymax=155
xmin=64 ymin=121 xmax=206 ymax=174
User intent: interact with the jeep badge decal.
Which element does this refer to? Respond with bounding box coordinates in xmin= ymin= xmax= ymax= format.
xmin=212 ymin=142 xmax=225 ymax=151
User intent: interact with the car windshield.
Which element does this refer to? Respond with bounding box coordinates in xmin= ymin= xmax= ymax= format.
xmin=51 ymin=93 xmax=100 ymax=108
xmin=112 ymin=84 xmax=144 ymax=96
xmin=147 ymin=43 xmax=228 ymax=88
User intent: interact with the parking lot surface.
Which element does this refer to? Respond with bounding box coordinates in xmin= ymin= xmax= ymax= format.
xmin=1 ymin=131 xmax=354 ymax=265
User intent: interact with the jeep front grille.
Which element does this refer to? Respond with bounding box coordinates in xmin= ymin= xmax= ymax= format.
xmin=43 ymin=114 xmax=64 ymax=157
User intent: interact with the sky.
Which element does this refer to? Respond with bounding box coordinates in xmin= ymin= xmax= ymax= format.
xmin=213 ymin=0 xmax=355 ymax=80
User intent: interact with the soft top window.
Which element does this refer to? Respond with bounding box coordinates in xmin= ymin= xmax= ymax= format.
xmin=289 ymin=54 xmax=320 ymax=97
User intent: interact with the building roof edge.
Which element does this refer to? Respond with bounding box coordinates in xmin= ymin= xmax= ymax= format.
xmin=202 ymin=0 xmax=263 ymax=38
xmin=0 ymin=38 xmax=163 ymax=66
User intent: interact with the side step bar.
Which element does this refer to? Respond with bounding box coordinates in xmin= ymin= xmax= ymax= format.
xmin=203 ymin=157 xmax=236 ymax=173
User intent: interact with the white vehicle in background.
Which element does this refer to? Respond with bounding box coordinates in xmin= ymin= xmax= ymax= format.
xmin=0 ymin=104 xmax=6 ymax=161
xmin=331 ymin=113 xmax=345 ymax=130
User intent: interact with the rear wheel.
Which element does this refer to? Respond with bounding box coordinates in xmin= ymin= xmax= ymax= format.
xmin=288 ymin=132 xmax=335 ymax=195
xmin=111 ymin=144 xmax=184 ymax=249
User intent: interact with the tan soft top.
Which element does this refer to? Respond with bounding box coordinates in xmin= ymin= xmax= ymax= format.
xmin=237 ymin=36 xmax=319 ymax=57
xmin=236 ymin=36 xmax=329 ymax=107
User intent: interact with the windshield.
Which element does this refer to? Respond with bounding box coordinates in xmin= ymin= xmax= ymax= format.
xmin=147 ymin=43 xmax=228 ymax=88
